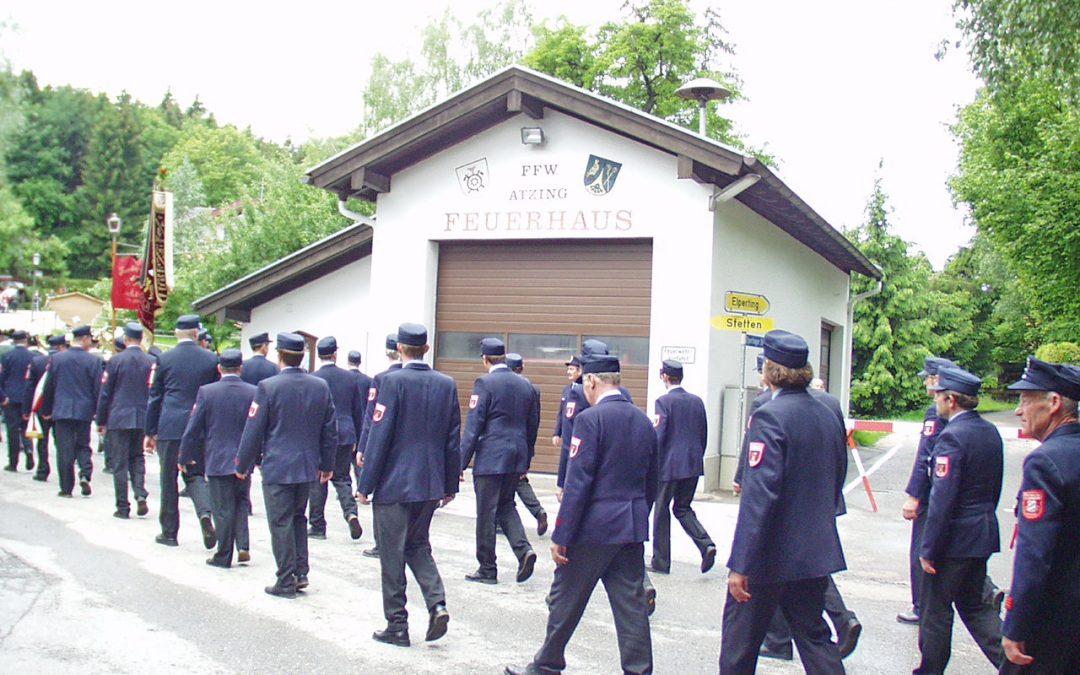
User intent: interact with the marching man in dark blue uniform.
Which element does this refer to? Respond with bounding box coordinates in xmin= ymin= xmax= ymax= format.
xmin=720 ymin=330 xmax=847 ymax=675
xmin=40 ymin=325 xmax=103 ymax=497
xmin=145 ymin=315 xmax=220 ymax=548
xmin=651 ymin=359 xmax=716 ymax=576
xmin=507 ymin=353 xmax=657 ymax=675
xmin=461 ymin=338 xmax=540 ymax=585
xmin=507 ymin=352 xmax=548 ymax=536
xmin=22 ymin=333 xmax=66 ymax=481
xmin=898 ymin=356 xmax=956 ymax=625
xmin=1 ymin=329 xmax=35 ymax=471
xmin=95 ymin=322 xmax=154 ymax=519
xmin=180 ymin=349 xmax=257 ymax=568
xmin=241 ymin=332 xmax=278 ymax=386
xmin=354 ymin=333 xmax=401 ymax=560
xmin=357 ymin=323 xmax=458 ymax=647
xmin=1001 ymin=358 xmax=1080 ymax=673
xmin=914 ymin=365 xmax=1004 ymax=673
xmin=236 ymin=332 xmax=337 ymax=598
xmin=308 ymin=336 xmax=365 ymax=541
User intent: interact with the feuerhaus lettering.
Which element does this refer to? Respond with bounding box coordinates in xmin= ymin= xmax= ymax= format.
xmin=444 ymin=210 xmax=632 ymax=233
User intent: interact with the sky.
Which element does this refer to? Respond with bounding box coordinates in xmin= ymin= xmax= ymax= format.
xmin=1 ymin=0 xmax=981 ymax=268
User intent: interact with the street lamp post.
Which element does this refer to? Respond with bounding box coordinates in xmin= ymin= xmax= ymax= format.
xmin=107 ymin=213 xmax=122 ymax=342
xmin=30 ymin=252 xmax=40 ymax=320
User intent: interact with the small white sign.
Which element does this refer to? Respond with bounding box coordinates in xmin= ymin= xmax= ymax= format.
xmin=661 ymin=346 xmax=696 ymax=364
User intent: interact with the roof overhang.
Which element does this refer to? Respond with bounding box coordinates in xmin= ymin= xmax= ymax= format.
xmin=192 ymin=223 xmax=373 ymax=322
xmin=307 ymin=65 xmax=879 ymax=280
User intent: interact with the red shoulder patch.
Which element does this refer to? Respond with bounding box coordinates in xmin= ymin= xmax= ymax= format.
xmin=101 ymin=371 xmax=108 ymax=385
xmin=569 ymin=436 xmax=581 ymax=458
xmin=923 ymin=420 xmax=936 ymax=437
xmin=367 ymin=387 xmax=377 ymax=402
xmin=564 ymin=401 xmax=576 ymax=419
xmin=247 ymin=401 xmax=259 ymax=418
xmin=1021 ymin=489 xmax=1046 ymax=521
xmin=934 ymin=456 xmax=950 ymax=478
xmin=469 ymin=394 xmax=479 ymax=409
xmin=748 ymin=441 xmax=765 ymax=468
xmin=373 ymin=403 xmax=386 ymax=422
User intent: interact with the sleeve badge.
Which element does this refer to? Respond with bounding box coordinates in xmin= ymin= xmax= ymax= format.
xmin=923 ymin=420 xmax=936 ymax=437
xmin=368 ymin=387 xmax=377 ymax=402
xmin=934 ymin=456 xmax=950 ymax=478
xmin=101 ymin=371 xmax=108 ymax=384
xmin=653 ymin=415 xmax=662 ymax=428
xmin=569 ymin=436 xmax=581 ymax=458
xmin=373 ymin=403 xmax=386 ymax=422
xmin=565 ymin=402 xmax=576 ymax=419
xmin=469 ymin=394 xmax=479 ymax=409
xmin=1021 ymin=489 xmax=1046 ymax=521
xmin=147 ymin=364 xmax=157 ymax=388
xmin=748 ymin=441 xmax=765 ymax=468
xmin=247 ymin=401 xmax=259 ymax=418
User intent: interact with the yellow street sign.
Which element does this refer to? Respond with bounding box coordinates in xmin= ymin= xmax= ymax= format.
xmin=724 ymin=291 xmax=770 ymax=316
xmin=711 ymin=315 xmax=776 ymax=333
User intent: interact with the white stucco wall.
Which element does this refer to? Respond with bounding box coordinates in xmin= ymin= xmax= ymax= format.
xmin=241 ymin=256 xmax=372 ymax=367
xmin=706 ymin=198 xmax=851 ymax=488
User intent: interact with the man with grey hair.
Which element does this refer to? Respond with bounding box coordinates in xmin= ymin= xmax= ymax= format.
xmin=145 ymin=315 xmax=220 ymax=548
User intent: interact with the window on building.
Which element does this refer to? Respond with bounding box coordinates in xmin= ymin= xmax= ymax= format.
xmin=435 ymin=332 xmax=498 ymax=360
xmin=584 ymin=335 xmax=650 ymax=366
xmin=507 ymin=334 xmax=577 ymax=362
xmin=819 ymin=322 xmax=833 ymax=392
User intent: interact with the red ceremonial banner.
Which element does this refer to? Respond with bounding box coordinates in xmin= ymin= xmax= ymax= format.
xmin=112 ymin=255 xmax=144 ymax=310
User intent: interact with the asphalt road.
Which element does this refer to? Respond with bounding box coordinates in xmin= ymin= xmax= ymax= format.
xmin=0 ymin=416 xmax=1033 ymax=674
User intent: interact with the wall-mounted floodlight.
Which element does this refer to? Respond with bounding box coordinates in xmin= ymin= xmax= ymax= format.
xmin=520 ymin=127 xmax=545 ymax=145
xmin=709 ymin=174 xmax=761 ymax=210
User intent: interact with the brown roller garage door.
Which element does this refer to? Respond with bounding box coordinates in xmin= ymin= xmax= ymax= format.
xmin=434 ymin=239 xmax=653 ymax=474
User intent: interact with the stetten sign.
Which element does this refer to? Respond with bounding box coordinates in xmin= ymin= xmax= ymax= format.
xmin=724 ymin=291 xmax=770 ymax=316
xmin=711 ymin=315 xmax=776 ymax=333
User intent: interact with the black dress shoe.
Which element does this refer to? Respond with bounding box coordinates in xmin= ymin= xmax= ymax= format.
xmin=426 ymin=603 xmax=449 ymax=641
xmin=504 ymin=664 xmax=558 ymax=675
xmin=701 ymin=544 xmax=717 ymax=574
xmin=837 ymin=617 xmax=862 ymax=659
xmin=362 ymin=547 xmax=380 ymax=558
xmin=517 ymin=550 xmax=537 ymax=583
xmin=113 ymin=510 xmax=130 ymax=519
xmin=348 ymin=515 xmax=363 ymax=540
xmin=57 ymin=491 xmax=72 ymax=498
xmin=464 ymin=571 xmax=498 ymax=584
xmin=79 ymin=478 xmax=91 ymax=496
xmin=896 ymin=609 xmax=920 ymax=625
xmin=759 ymin=643 xmax=794 ymax=660
xmin=645 ymin=586 xmax=657 ymax=616
xmin=295 ymin=575 xmax=309 ymax=590
xmin=155 ymin=534 xmax=179 ymax=547
xmin=200 ymin=516 xmax=217 ymax=549
xmin=307 ymin=527 xmax=327 ymax=540
xmin=136 ymin=499 xmax=149 ymax=516
xmin=265 ymin=584 xmax=297 ymax=599
xmin=650 ymin=563 xmax=670 ymax=575
xmin=32 ymin=474 xmax=47 ymax=482
xmin=537 ymin=512 xmax=548 ymax=537
xmin=372 ymin=627 xmax=410 ymax=647
xmin=4 ymin=465 xmax=16 ymax=472
xmin=206 ymin=557 xmax=230 ymax=569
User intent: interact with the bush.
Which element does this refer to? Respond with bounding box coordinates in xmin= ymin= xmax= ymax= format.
xmin=1035 ymin=342 xmax=1080 ymax=365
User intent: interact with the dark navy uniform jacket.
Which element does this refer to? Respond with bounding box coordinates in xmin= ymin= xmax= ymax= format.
xmin=735 ymin=389 xmax=772 ymax=486
xmin=557 ymin=382 xmax=634 ymax=487
xmin=920 ymin=410 xmax=1003 ymax=561
xmin=654 ymin=386 xmax=707 ymax=482
xmin=314 ymin=363 xmax=365 ymax=447
xmin=728 ymin=388 xmax=847 ymax=582
xmin=179 ymin=375 xmax=257 ymax=477
xmin=356 ymin=363 xmax=401 ymax=457
xmin=460 ymin=366 xmax=540 ymax=475
xmin=906 ymin=404 xmax=944 ymax=503
xmin=552 ymin=392 xmax=657 ymax=546
xmin=1003 ymin=423 xmax=1080 ymax=641
xmin=236 ymin=367 xmax=337 ymax=485
xmin=358 ymin=361 xmax=460 ymax=504
xmin=554 ymin=383 xmax=571 ymax=438
xmin=95 ymin=347 xmax=154 ymax=430
xmin=21 ymin=350 xmax=53 ymax=411
xmin=145 ymin=341 xmax=220 ymax=440
xmin=0 ymin=344 xmax=34 ymax=406
xmin=241 ymin=354 xmax=278 ymax=386
xmin=41 ymin=346 xmax=103 ymax=422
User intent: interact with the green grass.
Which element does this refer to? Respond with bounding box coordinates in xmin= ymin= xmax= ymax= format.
xmin=977 ymin=397 xmax=1016 ymax=413
xmin=853 ymin=430 xmax=889 ymax=447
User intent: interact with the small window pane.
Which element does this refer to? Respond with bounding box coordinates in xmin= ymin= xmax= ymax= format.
xmin=508 ymin=334 xmax=577 ymax=362
xmin=436 ymin=332 xmax=497 ymax=359
xmin=584 ymin=335 xmax=650 ymax=366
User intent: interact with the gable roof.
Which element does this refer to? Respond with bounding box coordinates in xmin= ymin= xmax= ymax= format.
xmin=307 ymin=65 xmax=879 ymax=279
